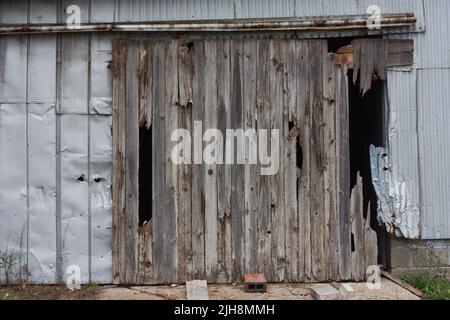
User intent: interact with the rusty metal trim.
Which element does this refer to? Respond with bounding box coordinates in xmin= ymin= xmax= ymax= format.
xmin=0 ymin=13 xmax=416 ymax=35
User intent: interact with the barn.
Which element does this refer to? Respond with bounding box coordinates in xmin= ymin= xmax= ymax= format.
xmin=0 ymin=0 xmax=449 ymax=285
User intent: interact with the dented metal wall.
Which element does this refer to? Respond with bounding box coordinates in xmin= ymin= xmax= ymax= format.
xmin=0 ymin=0 xmax=448 ymax=284
xmin=384 ymin=0 xmax=450 ymax=239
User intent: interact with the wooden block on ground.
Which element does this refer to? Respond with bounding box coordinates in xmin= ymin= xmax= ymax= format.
xmin=186 ymin=280 xmax=209 ymax=300
xmin=310 ymin=284 xmax=340 ymax=300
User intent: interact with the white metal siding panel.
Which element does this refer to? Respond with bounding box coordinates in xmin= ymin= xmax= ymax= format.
xmin=0 ymin=103 xmax=28 ymax=284
xmin=60 ymin=115 xmax=89 ymax=283
xmin=60 ymin=34 xmax=89 ymax=114
xmin=418 ymin=68 xmax=450 ymax=239
xmin=28 ymin=36 xmax=57 ymax=104
xmin=235 ymin=0 xmax=295 ymax=18
xmin=28 ymin=103 xmax=57 ymax=283
xmin=89 ymin=115 xmax=113 ymax=283
xmin=30 ymin=0 xmax=57 ymax=24
xmin=0 ymin=0 xmax=28 ymax=24
xmin=90 ymin=33 xmax=113 ymax=115
xmin=27 ymin=35 xmax=58 ymax=283
xmin=91 ymin=0 xmax=116 ymax=23
xmin=117 ymin=0 xmax=235 ymax=21
xmin=0 ymin=37 xmax=27 ymax=103
xmin=416 ymin=0 xmax=450 ymax=69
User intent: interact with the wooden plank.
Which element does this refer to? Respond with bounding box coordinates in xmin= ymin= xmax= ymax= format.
xmin=204 ymin=39 xmax=218 ymax=282
xmin=296 ymin=40 xmax=310 ymax=281
xmin=387 ymin=39 xmax=414 ymax=67
xmin=138 ymin=220 xmax=153 ymax=283
xmin=230 ymin=39 xmax=245 ymax=282
xmin=268 ymin=39 xmax=285 ymax=282
xmin=177 ymin=40 xmax=194 ymax=283
xmin=243 ymin=39 xmax=258 ymax=275
xmin=186 ymin=280 xmax=209 ymax=300
xmin=216 ymin=39 xmax=232 ymax=283
xmin=350 ymin=174 xmax=365 ymax=281
xmin=112 ymin=40 xmax=127 ymax=284
xmin=191 ymin=40 xmax=206 ymax=280
xmin=139 ymin=42 xmax=152 ymax=128
xmin=284 ymin=39 xmax=299 ymax=282
xmin=164 ymin=40 xmax=179 ymax=284
xmin=309 ymin=40 xmax=325 ymax=281
xmin=124 ymin=41 xmax=140 ymax=284
xmin=152 ymin=41 xmax=168 ymax=283
xmin=255 ymin=39 xmax=272 ymax=280
xmin=364 ymin=203 xmax=378 ymax=273
xmin=336 ymin=64 xmax=352 ymax=281
xmin=322 ymin=53 xmax=339 ymax=281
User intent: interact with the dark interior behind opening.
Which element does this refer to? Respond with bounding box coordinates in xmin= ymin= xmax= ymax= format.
xmin=139 ymin=126 xmax=153 ymax=226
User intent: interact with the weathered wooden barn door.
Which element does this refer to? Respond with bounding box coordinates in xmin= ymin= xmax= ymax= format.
xmin=112 ymin=38 xmax=374 ymax=284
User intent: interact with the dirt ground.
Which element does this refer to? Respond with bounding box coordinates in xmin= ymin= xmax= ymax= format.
xmin=0 ymin=278 xmax=420 ymax=300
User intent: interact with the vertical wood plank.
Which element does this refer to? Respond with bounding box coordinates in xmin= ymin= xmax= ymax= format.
xmin=164 ymin=40 xmax=179 ymax=284
xmin=204 ymin=40 xmax=218 ymax=282
xmin=336 ymin=64 xmax=352 ymax=280
xmin=216 ymin=39 xmax=232 ymax=283
xmin=124 ymin=41 xmax=139 ymax=284
xmin=296 ymin=40 xmax=310 ymax=281
xmin=269 ymin=39 xmax=286 ymax=282
xmin=152 ymin=41 xmax=168 ymax=283
xmin=177 ymin=40 xmax=194 ymax=282
xmin=112 ymin=40 xmax=127 ymax=284
xmin=139 ymin=42 xmax=152 ymax=128
xmin=309 ymin=40 xmax=326 ymax=281
xmin=255 ymin=39 xmax=272 ymax=279
xmin=230 ymin=39 xmax=245 ymax=282
xmin=350 ymin=174 xmax=365 ymax=281
xmin=191 ymin=40 xmax=206 ymax=280
xmin=284 ymin=40 xmax=299 ymax=282
xmin=243 ymin=39 xmax=258 ymax=275
xmin=323 ymin=53 xmax=339 ymax=281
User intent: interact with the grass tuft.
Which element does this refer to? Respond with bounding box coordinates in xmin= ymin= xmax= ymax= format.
xmin=402 ymin=272 xmax=450 ymax=300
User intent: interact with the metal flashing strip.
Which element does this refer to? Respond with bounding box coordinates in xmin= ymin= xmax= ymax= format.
xmin=0 ymin=13 xmax=416 ymax=35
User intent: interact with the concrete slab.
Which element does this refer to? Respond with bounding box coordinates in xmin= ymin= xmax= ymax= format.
xmin=186 ymin=280 xmax=209 ymax=300
xmin=310 ymin=284 xmax=340 ymax=300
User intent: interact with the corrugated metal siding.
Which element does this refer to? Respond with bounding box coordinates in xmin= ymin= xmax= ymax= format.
xmin=385 ymin=0 xmax=450 ymax=239
xmin=385 ymin=70 xmax=421 ymax=239
xmin=0 ymin=0 xmax=426 ymax=28
xmin=418 ymin=69 xmax=450 ymax=239
xmin=0 ymin=0 xmax=449 ymax=285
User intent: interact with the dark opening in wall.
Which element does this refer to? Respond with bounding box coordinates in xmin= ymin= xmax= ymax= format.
xmin=347 ymin=70 xmax=390 ymax=269
xmin=139 ymin=125 xmax=152 ymax=227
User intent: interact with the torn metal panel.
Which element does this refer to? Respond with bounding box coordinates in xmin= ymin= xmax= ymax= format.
xmin=28 ymin=103 xmax=57 ymax=283
xmin=0 ymin=103 xmax=28 ymax=284
xmin=89 ymin=115 xmax=113 ymax=283
xmin=385 ymin=70 xmax=421 ymax=240
xmin=60 ymin=115 xmax=89 ymax=283
xmin=370 ymin=145 xmax=420 ymax=239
